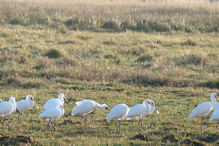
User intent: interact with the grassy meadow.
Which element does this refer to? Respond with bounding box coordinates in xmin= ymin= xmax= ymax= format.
xmin=0 ymin=0 xmax=219 ymax=145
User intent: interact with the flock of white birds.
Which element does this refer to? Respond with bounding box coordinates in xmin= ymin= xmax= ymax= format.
xmin=0 ymin=92 xmax=217 ymax=134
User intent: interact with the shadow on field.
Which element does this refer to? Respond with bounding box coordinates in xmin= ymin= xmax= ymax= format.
xmin=181 ymin=132 xmax=219 ymax=145
xmin=162 ymin=134 xmax=178 ymax=143
xmin=130 ymin=133 xmax=149 ymax=141
xmin=58 ymin=40 xmax=76 ymax=45
xmin=0 ymin=135 xmax=36 ymax=144
xmin=180 ymin=139 xmax=204 ymax=145
xmin=198 ymin=134 xmax=219 ymax=143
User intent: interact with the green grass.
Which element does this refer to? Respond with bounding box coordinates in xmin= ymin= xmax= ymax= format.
xmin=0 ymin=0 xmax=219 ymax=145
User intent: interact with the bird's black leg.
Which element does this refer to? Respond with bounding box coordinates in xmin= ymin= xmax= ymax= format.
xmin=51 ymin=121 xmax=57 ymax=131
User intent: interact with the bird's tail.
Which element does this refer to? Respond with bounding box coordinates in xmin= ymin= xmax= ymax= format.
xmin=106 ymin=114 xmax=112 ymax=122
xmin=189 ymin=111 xmax=195 ymax=119
xmin=209 ymin=115 xmax=214 ymax=120
xmin=209 ymin=113 xmax=218 ymax=120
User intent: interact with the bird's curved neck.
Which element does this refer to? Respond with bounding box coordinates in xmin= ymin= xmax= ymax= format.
xmin=59 ymin=97 xmax=64 ymax=104
xmin=211 ymin=96 xmax=217 ymax=107
xmin=94 ymin=103 xmax=105 ymax=109
xmin=9 ymin=99 xmax=16 ymax=106
xmin=60 ymin=108 xmax=65 ymax=115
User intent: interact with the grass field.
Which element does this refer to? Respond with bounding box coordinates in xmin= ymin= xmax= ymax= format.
xmin=0 ymin=0 xmax=219 ymax=145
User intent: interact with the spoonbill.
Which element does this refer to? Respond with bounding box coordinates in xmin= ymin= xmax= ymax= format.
xmin=106 ymin=104 xmax=129 ymax=134
xmin=16 ymin=95 xmax=39 ymax=122
xmin=147 ymin=100 xmax=159 ymax=115
xmin=71 ymin=100 xmax=109 ymax=129
xmin=43 ymin=93 xmax=68 ymax=110
xmin=39 ymin=104 xmax=64 ymax=131
xmin=126 ymin=100 xmax=151 ymax=129
xmin=0 ymin=97 xmax=17 ymax=131
xmin=189 ymin=92 xmax=217 ymax=133
xmin=209 ymin=94 xmax=219 ymax=128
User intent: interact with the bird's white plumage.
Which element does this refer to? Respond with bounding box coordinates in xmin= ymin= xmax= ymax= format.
xmin=75 ymin=100 xmax=84 ymax=106
xmin=72 ymin=100 xmax=95 ymax=116
xmin=126 ymin=103 xmax=149 ymax=120
xmin=0 ymin=97 xmax=16 ymax=116
xmin=210 ymin=102 xmax=219 ymax=120
xmin=39 ymin=105 xmax=64 ymax=121
xmin=0 ymin=99 xmax=2 ymax=103
xmin=71 ymin=100 xmax=108 ymax=116
xmin=106 ymin=104 xmax=129 ymax=121
xmin=146 ymin=100 xmax=159 ymax=114
xmin=189 ymin=92 xmax=217 ymax=119
xmin=16 ymin=95 xmax=38 ymax=113
xmin=189 ymin=102 xmax=213 ymax=118
xmin=43 ymin=93 xmax=66 ymax=110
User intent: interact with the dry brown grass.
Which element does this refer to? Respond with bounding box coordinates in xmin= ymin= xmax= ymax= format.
xmin=0 ymin=0 xmax=219 ymax=32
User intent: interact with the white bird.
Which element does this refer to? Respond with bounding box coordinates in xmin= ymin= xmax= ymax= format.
xmin=209 ymin=94 xmax=219 ymax=128
xmin=147 ymin=100 xmax=159 ymax=115
xmin=71 ymin=100 xmax=109 ymax=129
xmin=43 ymin=93 xmax=68 ymax=110
xmin=126 ymin=100 xmax=151 ymax=129
xmin=39 ymin=104 xmax=65 ymax=131
xmin=16 ymin=95 xmax=39 ymax=122
xmin=0 ymin=99 xmax=2 ymax=102
xmin=189 ymin=92 xmax=217 ymax=133
xmin=0 ymin=97 xmax=16 ymax=131
xmin=106 ymin=104 xmax=129 ymax=134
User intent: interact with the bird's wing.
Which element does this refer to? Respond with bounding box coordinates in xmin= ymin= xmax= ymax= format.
xmin=106 ymin=104 xmax=128 ymax=121
xmin=210 ymin=112 xmax=219 ymax=120
xmin=0 ymin=102 xmax=14 ymax=115
xmin=71 ymin=101 xmax=94 ymax=116
xmin=43 ymin=99 xmax=61 ymax=110
xmin=17 ymin=100 xmax=32 ymax=112
xmin=189 ymin=102 xmax=212 ymax=118
xmin=75 ymin=100 xmax=86 ymax=106
xmin=39 ymin=108 xmax=61 ymax=119
xmin=148 ymin=104 xmax=155 ymax=114
xmin=212 ymin=103 xmax=219 ymax=115
xmin=126 ymin=104 xmax=144 ymax=118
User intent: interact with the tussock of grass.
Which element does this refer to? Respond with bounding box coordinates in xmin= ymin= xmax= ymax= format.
xmin=174 ymin=54 xmax=206 ymax=66
xmin=199 ymin=80 xmax=219 ymax=89
xmin=44 ymin=49 xmax=62 ymax=59
xmin=136 ymin=55 xmax=153 ymax=62
xmin=123 ymin=73 xmax=173 ymax=87
xmin=101 ymin=21 xmax=119 ymax=31
xmin=181 ymin=39 xmax=197 ymax=46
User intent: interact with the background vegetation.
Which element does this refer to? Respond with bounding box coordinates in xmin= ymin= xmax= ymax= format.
xmin=0 ymin=0 xmax=218 ymax=145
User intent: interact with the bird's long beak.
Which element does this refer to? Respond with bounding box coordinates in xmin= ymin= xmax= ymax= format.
xmin=64 ymin=97 xmax=69 ymax=103
xmin=105 ymin=107 xmax=110 ymax=111
xmin=34 ymin=101 xmax=39 ymax=109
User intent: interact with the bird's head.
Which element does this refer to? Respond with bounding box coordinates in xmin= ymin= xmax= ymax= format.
xmin=27 ymin=95 xmax=34 ymax=101
xmin=9 ymin=96 xmax=16 ymax=104
xmin=211 ymin=92 xmax=217 ymax=100
xmin=102 ymin=104 xmax=110 ymax=110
